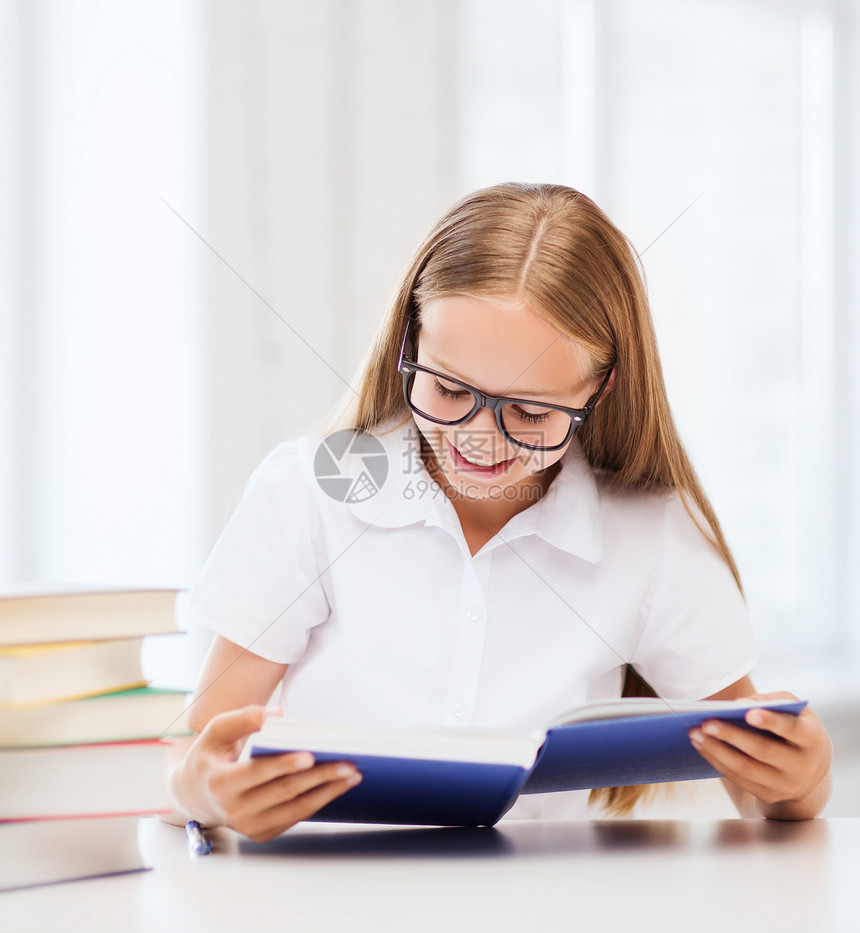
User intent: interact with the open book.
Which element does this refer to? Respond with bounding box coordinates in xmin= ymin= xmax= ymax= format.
xmin=247 ymin=697 xmax=807 ymax=827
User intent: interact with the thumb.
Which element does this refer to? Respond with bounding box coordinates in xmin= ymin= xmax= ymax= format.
xmin=201 ymin=704 xmax=274 ymax=752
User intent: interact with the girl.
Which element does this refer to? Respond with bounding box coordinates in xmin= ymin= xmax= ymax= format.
xmin=168 ymin=183 xmax=832 ymax=841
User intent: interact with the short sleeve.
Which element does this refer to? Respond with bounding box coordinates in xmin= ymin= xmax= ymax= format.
xmin=630 ymin=494 xmax=758 ymax=699
xmin=185 ymin=443 xmax=330 ymax=664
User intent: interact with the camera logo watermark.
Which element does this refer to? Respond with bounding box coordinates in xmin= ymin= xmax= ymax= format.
xmin=314 ymin=430 xmax=389 ymax=502
xmin=314 ymin=427 xmax=555 ymax=505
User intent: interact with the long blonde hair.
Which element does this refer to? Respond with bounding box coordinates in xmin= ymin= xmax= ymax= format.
xmin=330 ymin=182 xmax=741 ymax=815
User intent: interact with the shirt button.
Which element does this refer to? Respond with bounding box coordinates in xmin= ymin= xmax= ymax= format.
xmin=452 ymin=703 xmax=466 ymax=717
xmin=465 ymin=608 xmax=480 ymax=621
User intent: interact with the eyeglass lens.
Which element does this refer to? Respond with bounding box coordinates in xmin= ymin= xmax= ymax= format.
xmin=406 ymin=370 xmax=573 ymax=449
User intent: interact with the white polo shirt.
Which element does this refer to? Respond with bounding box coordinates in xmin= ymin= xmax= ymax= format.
xmin=187 ymin=416 xmax=757 ymax=818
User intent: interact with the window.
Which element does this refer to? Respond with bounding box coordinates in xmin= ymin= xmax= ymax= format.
xmin=458 ymin=0 xmax=859 ymax=689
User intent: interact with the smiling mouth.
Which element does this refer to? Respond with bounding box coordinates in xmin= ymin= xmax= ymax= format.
xmin=447 ymin=439 xmax=518 ymax=474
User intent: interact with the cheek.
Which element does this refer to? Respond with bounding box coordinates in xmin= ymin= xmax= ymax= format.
xmin=517 ymin=447 xmax=566 ymax=474
xmin=411 ymin=414 xmax=443 ymax=447
xmin=410 ymin=415 xmax=453 ymax=465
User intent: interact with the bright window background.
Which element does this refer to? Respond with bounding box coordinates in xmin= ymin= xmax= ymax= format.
xmin=3 ymin=1 xmax=859 ymax=716
xmin=461 ymin=0 xmax=860 ymax=700
xmin=1 ymin=1 xmax=205 ymax=588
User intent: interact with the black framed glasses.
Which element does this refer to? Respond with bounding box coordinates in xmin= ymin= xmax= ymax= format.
xmin=397 ymin=318 xmax=612 ymax=452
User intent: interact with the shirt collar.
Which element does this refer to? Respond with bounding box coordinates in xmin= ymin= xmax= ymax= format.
xmin=500 ymin=439 xmax=604 ymax=564
xmin=344 ymin=417 xmax=444 ymax=529
xmin=343 ymin=416 xmax=604 ymax=564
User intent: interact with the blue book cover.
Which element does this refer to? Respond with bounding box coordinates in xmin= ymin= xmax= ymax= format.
xmin=257 ymin=752 xmax=529 ymax=826
xmin=248 ymin=698 xmax=806 ymax=827
xmin=521 ymin=699 xmax=807 ymax=794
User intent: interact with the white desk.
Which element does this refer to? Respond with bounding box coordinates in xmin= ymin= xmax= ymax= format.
xmin=3 ymin=818 xmax=858 ymax=933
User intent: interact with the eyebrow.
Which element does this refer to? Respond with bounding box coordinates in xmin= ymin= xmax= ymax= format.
xmin=423 ymin=352 xmax=575 ymax=400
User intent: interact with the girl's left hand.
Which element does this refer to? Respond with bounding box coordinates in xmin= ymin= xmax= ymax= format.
xmin=689 ymin=691 xmax=833 ymax=819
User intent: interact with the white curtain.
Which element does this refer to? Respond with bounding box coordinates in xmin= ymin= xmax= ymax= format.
xmin=1 ymin=0 xmax=205 ymax=589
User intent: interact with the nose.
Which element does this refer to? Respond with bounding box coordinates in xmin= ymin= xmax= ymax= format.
xmin=454 ymin=405 xmax=512 ymax=458
xmin=465 ymin=403 xmax=498 ymax=432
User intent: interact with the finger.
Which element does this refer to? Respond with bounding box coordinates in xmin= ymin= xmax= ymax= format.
xmin=212 ymin=760 xmax=361 ymax=831
xmin=202 ymin=705 xmax=270 ymax=752
xmin=250 ymin=774 xmax=364 ymax=841
xmin=224 ymin=750 xmax=318 ymax=796
xmin=743 ymin=707 xmax=805 ymax=742
xmin=690 ymin=735 xmax=783 ymax=802
xmin=695 ymin=720 xmax=796 ymax=769
xmin=247 ymin=760 xmax=362 ymax=811
xmin=690 ymin=728 xmax=780 ymax=790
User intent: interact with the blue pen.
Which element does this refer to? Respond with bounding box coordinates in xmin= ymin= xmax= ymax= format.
xmin=185 ymin=820 xmax=212 ymax=856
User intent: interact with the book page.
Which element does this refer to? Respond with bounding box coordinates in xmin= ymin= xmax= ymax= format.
xmin=547 ymin=696 xmax=803 ymax=728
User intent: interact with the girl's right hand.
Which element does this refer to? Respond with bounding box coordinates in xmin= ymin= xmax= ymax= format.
xmin=169 ymin=705 xmax=362 ymax=842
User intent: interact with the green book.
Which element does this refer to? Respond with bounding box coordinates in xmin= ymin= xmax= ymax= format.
xmin=0 ymin=686 xmax=191 ymax=748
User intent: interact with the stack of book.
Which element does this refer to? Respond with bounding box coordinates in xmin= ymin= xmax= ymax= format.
xmin=0 ymin=588 xmax=190 ymax=892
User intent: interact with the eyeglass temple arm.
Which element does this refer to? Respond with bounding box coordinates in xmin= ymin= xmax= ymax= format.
xmin=585 ymin=364 xmax=615 ymax=411
xmin=399 ymin=316 xmax=417 ymax=365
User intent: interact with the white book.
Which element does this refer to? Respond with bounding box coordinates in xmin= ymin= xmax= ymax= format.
xmin=0 ymin=815 xmax=149 ymax=892
xmin=0 ymin=740 xmax=170 ymax=819
xmin=0 ymin=588 xmax=180 ymax=646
